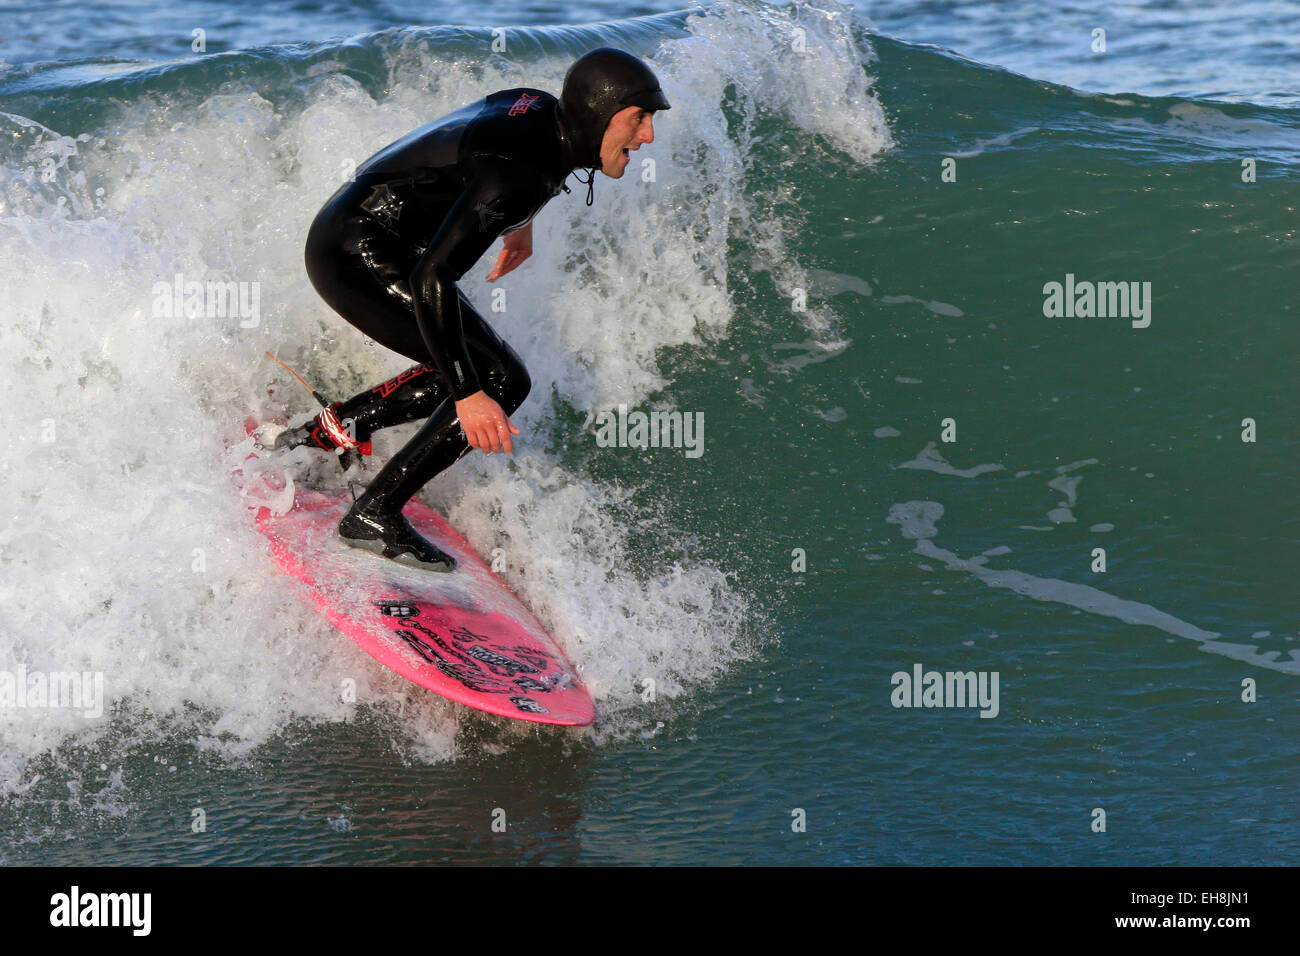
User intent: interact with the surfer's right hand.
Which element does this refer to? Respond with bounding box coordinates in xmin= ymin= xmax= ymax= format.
xmin=455 ymin=390 xmax=520 ymax=455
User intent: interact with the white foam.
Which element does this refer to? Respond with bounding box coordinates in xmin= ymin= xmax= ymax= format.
xmin=949 ymin=126 xmax=1041 ymax=159
xmin=879 ymin=294 xmax=965 ymax=316
xmin=773 ymin=339 xmax=851 ymax=371
xmin=663 ymin=0 xmax=892 ymax=345
xmin=886 ymin=501 xmax=1300 ymax=675
xmin=896 ymin=442 xmax=1004 ymax=478
xmin=807 ymin=267 xmax=873 ymax=298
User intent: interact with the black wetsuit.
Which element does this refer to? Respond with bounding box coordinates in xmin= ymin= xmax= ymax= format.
xmin=300 ymin=88 xmax=586 ymax=521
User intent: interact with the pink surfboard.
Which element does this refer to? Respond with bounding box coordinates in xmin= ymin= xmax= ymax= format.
xmin=245 ymin=468 xmax=593 ymax=727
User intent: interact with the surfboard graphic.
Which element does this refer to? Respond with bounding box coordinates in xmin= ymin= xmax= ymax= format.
xmin=251 ymin=487 xmax=594 ymax=727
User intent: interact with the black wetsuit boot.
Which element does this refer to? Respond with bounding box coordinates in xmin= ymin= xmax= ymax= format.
xmin=337 ymin=396 xmax=474 ymax=571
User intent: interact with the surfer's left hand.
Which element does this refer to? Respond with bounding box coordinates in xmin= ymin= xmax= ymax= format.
xmin=486 ymin=222 xmax=533 ymax=282
xmin=456 ymin=391 xmax=521 ymax=455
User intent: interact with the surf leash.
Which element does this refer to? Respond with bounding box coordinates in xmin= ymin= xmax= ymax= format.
xmin=265 ymin=350 xmax=362 ymax=500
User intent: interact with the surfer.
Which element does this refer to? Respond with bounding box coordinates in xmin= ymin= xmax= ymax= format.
xmin=278 ymin=48 xmax=670 ymax=570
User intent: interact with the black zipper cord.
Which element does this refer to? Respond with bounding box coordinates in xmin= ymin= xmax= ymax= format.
xmin=570 ymin=167 xmax=596 ymax=206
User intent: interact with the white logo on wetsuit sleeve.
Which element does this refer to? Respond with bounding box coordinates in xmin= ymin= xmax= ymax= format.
xmin=473 ymin=198 xmax=505 ymax=231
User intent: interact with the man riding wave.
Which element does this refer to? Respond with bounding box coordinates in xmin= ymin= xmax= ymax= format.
xmin=276 ymin=48 xmax=670 ymax=571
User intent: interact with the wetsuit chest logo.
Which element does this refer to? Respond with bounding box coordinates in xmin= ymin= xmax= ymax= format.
xmin=508 ymin=93 xmax=540 ymax=116
xmin=360 ymin=183 xmax=402 ymax=227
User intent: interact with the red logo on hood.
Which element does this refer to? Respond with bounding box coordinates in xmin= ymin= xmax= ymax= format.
xmin=508 ymin=92 xmax=540 ymax=116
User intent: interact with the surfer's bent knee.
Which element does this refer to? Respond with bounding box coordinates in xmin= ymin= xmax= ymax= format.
xmin=303 ymin=210 xmax=345 ymax=299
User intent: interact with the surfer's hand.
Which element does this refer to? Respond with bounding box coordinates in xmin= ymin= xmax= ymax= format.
xmin=486 ymin=222 xmax=532 ymax=282
xmin=455 ymin=391 xmax=521 ymax=455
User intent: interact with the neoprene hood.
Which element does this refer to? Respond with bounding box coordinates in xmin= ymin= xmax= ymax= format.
xmin=559 ymin=48 xmax=671 ymax=170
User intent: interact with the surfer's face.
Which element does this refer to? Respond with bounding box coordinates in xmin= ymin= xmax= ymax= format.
xmin=599 ymin=106 xmax=656 ymax=178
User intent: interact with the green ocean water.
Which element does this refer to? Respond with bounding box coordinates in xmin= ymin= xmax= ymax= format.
xmin=1 ymin=0 xmax=1296 ymax=865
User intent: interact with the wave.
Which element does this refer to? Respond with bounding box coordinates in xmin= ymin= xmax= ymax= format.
xmin=0 ymin=0 xmax=896 ymax=794
xmin=0 ymin=0 xmax=1295 ymax=801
